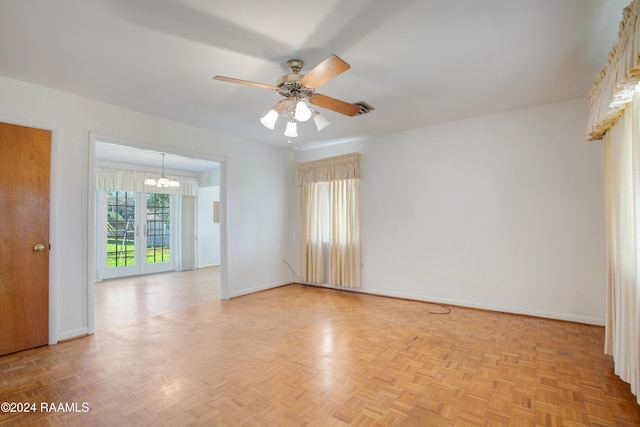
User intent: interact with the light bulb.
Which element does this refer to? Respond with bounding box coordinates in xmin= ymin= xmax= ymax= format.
xmin=169 ymin=180 xmax=180 ymax=187
xmin=294 ymin=101 xmax=312 ymax=122
xmin=157 ymin=177 xmax=170 ymax=188
xmin=284 ymin=120 xmax=298 ymax=137
xmin=260 ymin=109 xmax=279 ymax=129
xmin=312 ymin=111 xmax=330 ymax=131
xmin=144 ymin=177 xmax=157 ymax=186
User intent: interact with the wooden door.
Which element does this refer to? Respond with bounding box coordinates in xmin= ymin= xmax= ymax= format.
xmin=0 ymin=122 xmax=51 ymax=355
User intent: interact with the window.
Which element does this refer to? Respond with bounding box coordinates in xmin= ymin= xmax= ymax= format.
xmin=298 ymin=153 xmax=362 ymax=288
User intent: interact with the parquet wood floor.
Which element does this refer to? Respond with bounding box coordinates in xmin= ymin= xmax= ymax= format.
xmin=95 ymin=267 xmax=220 ymax=329
xmin=1 ymin=284 xmax=639 ymax=426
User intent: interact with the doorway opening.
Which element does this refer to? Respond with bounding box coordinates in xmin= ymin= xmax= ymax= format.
xmin=88 ymin=135 xmax=227 ymax=333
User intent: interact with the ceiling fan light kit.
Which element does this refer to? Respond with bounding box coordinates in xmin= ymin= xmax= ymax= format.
xmin=213 ymin=54 xmax=371 ymax=139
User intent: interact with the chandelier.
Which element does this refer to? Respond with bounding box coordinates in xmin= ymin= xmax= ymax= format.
xmin=144 ymin=153 xmax=180 ymax=188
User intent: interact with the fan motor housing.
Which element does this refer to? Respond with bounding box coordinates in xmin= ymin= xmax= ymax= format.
xmin=276 ymin=73 xmax=313 ymax=99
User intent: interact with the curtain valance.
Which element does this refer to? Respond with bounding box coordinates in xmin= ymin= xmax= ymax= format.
xmin=587 ymin=0 xmax=640 ymax=141
xmin=95 ymin=167 xmax=199 ymax=196
xmin=297 ymin=153 xmax=361 ymax=185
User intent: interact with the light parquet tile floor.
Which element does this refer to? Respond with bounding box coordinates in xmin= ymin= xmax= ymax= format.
xmin=1 ymin=284 xmax=639 ymax=426
xmin=94 ymin=267 xmax=220 ymax=329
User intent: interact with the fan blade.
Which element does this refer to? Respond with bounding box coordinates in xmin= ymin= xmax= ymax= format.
xmin=213 ymin=75 xmax=278 ymax=91
xmin=309 ymin=94 xmax=361 ymax=116
xmin=301 ymin=54 xmax=351 ymax=89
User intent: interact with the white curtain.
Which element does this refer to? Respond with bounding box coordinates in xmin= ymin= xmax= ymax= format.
xmin=96 ymin=167 xmax=199 ymax=196
xmin=298 ymin=153 xmax=362 ymax=288
xmin=300 ymin=182 xmax=328 ymax=283
xmin=589 ymin=0 xmax=640 ymax=403
xmin=329 ymin=179 xmax=361 ymax=287
xmin=603 ymin=93 xmax=640 ymax=403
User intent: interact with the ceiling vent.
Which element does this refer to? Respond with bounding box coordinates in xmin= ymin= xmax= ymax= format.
xmin=353 ymin=101 xmax=374 ymax=115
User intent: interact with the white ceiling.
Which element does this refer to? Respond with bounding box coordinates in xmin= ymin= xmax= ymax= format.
xmin=0 ymin=0 xmax=629 ymax=153
xmin=95 ymin=141 xmax=219 ymax=173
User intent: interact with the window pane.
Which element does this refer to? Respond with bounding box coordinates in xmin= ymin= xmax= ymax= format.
xmin=106 ymin=191 xmax=136 ymax=268
xmin=146 ymin=193 xmax=171 ymax=264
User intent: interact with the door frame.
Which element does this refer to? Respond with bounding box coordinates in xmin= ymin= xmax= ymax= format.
xmin=0 ymin=116 xmax=60 ymax=346
xmin=87 ymin=132 xmax=229 ymax=335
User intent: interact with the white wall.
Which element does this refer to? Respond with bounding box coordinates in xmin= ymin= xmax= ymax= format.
xmin=181 ymin=195 xmax=197 ymax=271
xmin=294 ymin=98 xmax=606 ymax=325
xmin=197 ymin=185 xmax=220 ymax=267
xmin=0 ymin=75 xmax=294 ymax=341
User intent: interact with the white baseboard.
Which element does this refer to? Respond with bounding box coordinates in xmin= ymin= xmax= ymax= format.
xmin=425 ymin=295 xmax=605 ymax=326
xmin=57 ymin=327 xmax=89 ymax=342
xmin=197 ymin=263 xmax=219 ymax=269
xmin=228 ymin=280 xmax=291 ymax=298
xmin=303 ymin=284 xmax=605 ymax=326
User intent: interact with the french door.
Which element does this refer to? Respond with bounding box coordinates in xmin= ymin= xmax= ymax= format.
xmin=99 ymin=190 xmax=175 ymax=279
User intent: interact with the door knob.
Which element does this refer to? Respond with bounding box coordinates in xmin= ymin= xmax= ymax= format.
xmin=33 ymin=244 xmax=46 ymax=252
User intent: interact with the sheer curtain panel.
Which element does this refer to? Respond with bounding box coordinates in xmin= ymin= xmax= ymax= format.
xmin=603 ymin=94 xmax=640 ymax=403
xmin=298 ymin=153 xmax=362 ymax=288
xmin=329 ymin=178 xmax=361 ymax=287
xmin=588 ymin=0 xmax=640 ymax=403
xmin=300 ymin=182 xmax=327 ymax=283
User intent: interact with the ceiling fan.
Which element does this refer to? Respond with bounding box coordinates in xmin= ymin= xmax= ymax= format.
xmin=213 ymin=54 xmax=370 ymax=137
